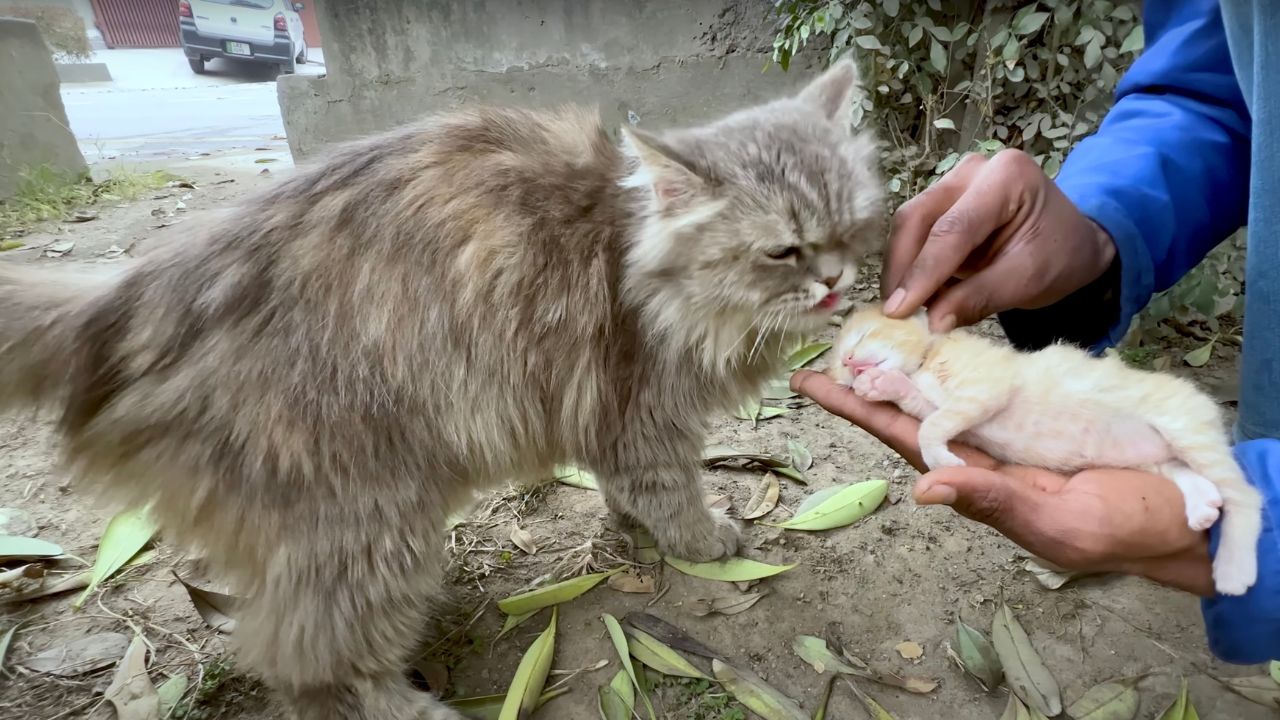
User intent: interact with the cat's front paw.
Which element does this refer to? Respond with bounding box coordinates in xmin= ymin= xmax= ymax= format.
xmin=659 ymin=508 xmax=742 ymax=562
xmin=852 ymin=367 xmax=912 ymax=403
xmin=1213 ymin=550 xmax=1258 ymax=596
xmin=922 ymin=444 xmax=965 ymax=471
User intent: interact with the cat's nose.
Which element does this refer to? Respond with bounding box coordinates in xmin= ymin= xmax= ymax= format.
xmin=821 ymin=274 xmax=841 ymax=289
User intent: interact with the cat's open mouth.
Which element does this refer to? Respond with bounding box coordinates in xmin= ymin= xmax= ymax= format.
xmin=814 ymin=291 xmax=841 ymax=311
xmin=842 ymin=356 xmax=882 ymax=375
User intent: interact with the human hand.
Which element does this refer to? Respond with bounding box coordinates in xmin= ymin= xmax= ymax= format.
xmin=792 ymin=369 xmax=1213 ymax=596
xmin=881 ymin=149 xmax=1117 ymax=333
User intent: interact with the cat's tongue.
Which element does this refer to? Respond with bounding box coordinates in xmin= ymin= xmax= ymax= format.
xmin=815 ymin=291 xmax=841 ymax=310
xmin=842 ymin=357 xmax=880 ymax=375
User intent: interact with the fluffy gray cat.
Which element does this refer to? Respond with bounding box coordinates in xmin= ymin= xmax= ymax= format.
xmin=0 ymin=60 xmax=882 ymax=719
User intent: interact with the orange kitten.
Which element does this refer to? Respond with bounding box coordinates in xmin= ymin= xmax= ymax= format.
xmin=830 ymin=307 xmax=1262 ymax=595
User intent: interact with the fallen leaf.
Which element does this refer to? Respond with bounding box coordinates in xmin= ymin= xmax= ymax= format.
xmin=663 ymin=556 xmax=796 ymax=582
xmin=254 ymin=158 xmax=278 ymax=164
xmin=625 ymin=626 xmax=709 ymax=679
xmin=795 ymin=636 xmax=937 ymax=694
xmin=1157 ymin=677 xmax=1201 ymax=720
xmin=948 ymin=620 xmax=1002 ymax=691
xmin=0 ymin=240 xmax=25 ymax=251
xmin=495 ymin=610 xmax=537 ymax=641
xmin=67 ymin=210 xmax=98 ymax=223
xmin=174 ymin=201 xmax=187 ymax=212
xmin=0 ymin=509 xmax=37 ymax=537
xmin=174 ymin=574 xmax=239 ymax=633
xmin=156 ymin=674 xmax=188 ymax=718
xmin=992 ymin=603 xmax=1062 ymax=717
xmin=762 ymin=377 xmax=798 ymax=400
xmin=1000 ymin=695 xmax=1032 ymax=720
xmin=0 ymin=535 xmax=63 ymax=561
xmin=1023 ymin=558 xmax=1090 ymax=590
xmin=498 ymin=569 xmax=621 ymax=617
xmin=787 ymin=440 xmax=813 ymax=473
xmin=846 ymin=679 xmax=897 ymax=719
xmin=598 ymin=668 xmax=635 ymax=720
xmin=1066 ymin=676 xmax=1140 ymax=720
xmin=1184 ymin=339 xmax=1215 ymax=368
xmin=0 ymin=624 xmax=16 ymax=676
xmin=607 ymin=571 xmax=655 ymax=594
xmin=895 ymin=641 xmax=924 ymax=660
xmin=713 ymin=659 xmax=808 ymax=720
xmin=814 ymin=676 xmax=836 ymax=720
xmin=2 ymin=569 xmax=91 ymax=604
xmin=498 ymin=608 xmax=556 ymax=720
xmin=104 ymin=634 xmax=160 ymax=720
xmin=742 ymin=474 xmax=780 ymax=520
xmin=553 ymin=465 xmax=598 ymax=490
xmin=761 ymin=480 xmax=887 ymax=531
xmin=1212 ymin=674 xmax=1280 ymax=708
xmin=44 ymin=240 xmax=75 ymax=257
xmin=601 ymin=614 xmax=657 ymax=720
xmin=787 ymin=342 xmax=832 ymax=370
xmin=793 ymin=635 xmax=859 ymax=675
xmin=448 ymin=688 xmax=567 ymax=720
xmin=758 ymin=406 xmax=791 ymax=421
xmin=705 ymin=494 xmax=731 ymax=512
xmin=75 ymin=505 xmax=155 ymax=609
xmin=509 ymin=526 xmax=537 ymax=555
xmin=688 ymin=590 xmax=768 ymax=617
xmin=733 ymin=400 xmax=762 ymax=424
xmin=22 ymin=631 xmax=129 ymax=676
xmin=623 ymin=612 xmax=725 ymax=661
xmin=102 ymin=244 xmax=127 ymax=259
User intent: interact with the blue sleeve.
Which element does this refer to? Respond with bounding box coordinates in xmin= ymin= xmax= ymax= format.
xmin=1046 ymin=0 xmax=1251 ymax=348
xmin=1202 ymin=439 xmax=1280 ymax=664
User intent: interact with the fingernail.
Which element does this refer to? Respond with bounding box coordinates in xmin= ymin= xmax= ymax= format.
xmin=934 ymin=313 xmax=957 ymax=333
xmin=884 ymin=288 xmax=906 ymax=315
xmin=919 ymin=484 xmax=957 ymax=506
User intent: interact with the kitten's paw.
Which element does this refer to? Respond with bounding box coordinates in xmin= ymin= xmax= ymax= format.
xmin=922 ymin=445 xmax=965 ymax=471
xmin=853 ymin=367 xmax=915 ymax=404
xmin=660 ymin=509 xmax=742 ymax=562
xmin=1213 ymin=551 xmax=1258 ymax=596
xmin=1185 ymin=501 xmax=1222 ymax=532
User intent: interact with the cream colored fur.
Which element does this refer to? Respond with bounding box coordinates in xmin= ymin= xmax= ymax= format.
xmin=831 ymin=307 xmax=1262 ymax=596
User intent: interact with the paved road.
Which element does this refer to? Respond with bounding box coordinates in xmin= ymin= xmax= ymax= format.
xmin=61 ymin=48 xmax=323 ymax=163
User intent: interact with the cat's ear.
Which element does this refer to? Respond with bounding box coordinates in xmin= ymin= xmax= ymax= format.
xmin=620 ymin=126 xmax=705 ymax=210
xmin=797 ymin=58 xmax=861 ymax=124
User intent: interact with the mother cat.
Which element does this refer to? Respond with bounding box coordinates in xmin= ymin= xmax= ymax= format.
xmin=0 ymin=61 xmax=882 ymax=719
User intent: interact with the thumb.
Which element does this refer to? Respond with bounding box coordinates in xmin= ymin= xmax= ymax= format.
xmin=914 ymin=466 xmax=1047 ymax=530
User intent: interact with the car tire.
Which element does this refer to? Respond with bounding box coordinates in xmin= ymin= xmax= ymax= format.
xmin=279 ymin=59 xmax=296 ymax=75
xmin=296 ymin=43 xmax=307 ymax=64
xmin=188 ymin=57 xmax=206 ymax=74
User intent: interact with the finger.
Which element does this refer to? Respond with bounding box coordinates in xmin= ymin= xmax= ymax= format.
xmin=881 ymin=155 xmax=986 ymax=301
xmin=923 ymin=254 xmax=1034 ymax=330
xmin=886 ymin=164 xmax=1023 ymax=321
xmin=915 ymin=466 xmax=1057 ymax=542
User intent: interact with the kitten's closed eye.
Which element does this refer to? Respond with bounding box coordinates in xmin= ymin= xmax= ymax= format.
xmin=765 ymin=246 xmax=800 ymax=261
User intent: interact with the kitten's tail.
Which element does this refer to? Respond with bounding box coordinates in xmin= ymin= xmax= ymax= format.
xmin=0 ymin=263 xmax=116 ymax=411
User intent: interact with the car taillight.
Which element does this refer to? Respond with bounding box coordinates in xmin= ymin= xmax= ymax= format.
xmin=178 ymin=0 xmax=192 ymax=18
xmin=274 ymin=12 xmax=287 ymax=31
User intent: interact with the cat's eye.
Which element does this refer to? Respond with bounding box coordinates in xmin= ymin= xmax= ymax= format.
xmin=765 ymin=246 xmax=800 ymax=261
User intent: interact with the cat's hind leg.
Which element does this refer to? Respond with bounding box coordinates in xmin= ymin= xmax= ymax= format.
xmin=1157 ymin=461 xmax=1224 ymax=531
xmin=916 ymin=393 xmax=1008 ymax=471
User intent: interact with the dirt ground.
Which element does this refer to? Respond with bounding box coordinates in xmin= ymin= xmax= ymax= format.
xmin=0 ymin=153 xmax=1272 ymax=720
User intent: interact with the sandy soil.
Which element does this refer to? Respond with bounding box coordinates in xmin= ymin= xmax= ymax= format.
xmin=0 ymin=155 xmax=1271 ymax=720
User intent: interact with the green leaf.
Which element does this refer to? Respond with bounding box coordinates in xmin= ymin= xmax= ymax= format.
xmin=75 ymin=506 xmax=155 ymax=609
xmin=598 ymin=669 xmax=634 ymax=720
xmin=1119 ymin=26 xmax=1144 ymax=54
xmin=713 ymin=659 xmax=808 ymax=720
xmin=1014 ymin=12 xmax=1050 ymax=36
xmin=1183 ymin=339 xmax=1215 ymax=368
xmin=0 ymin=535 xmax=63 ymax=561
xmin=787 ymin=440 xmax=813 ymax=473
xmin=601 ymin=614 xmax=657 ymax=720
xmin=498 ymin=569 xmax=622 ymax=616
xmin=157 ymin=675 xmax=188 ymax=719
xmin=761 ymin=480 xmax=887 ymax=531
xmin=553 ymin=465 xmax=598 ymax=490
xmin=933 ymin=119 xmax=957 ymax=132
xmin=992 ymin=604 xmax=1062 ymax=717
xmin=793 ymin=635 xmax=859 ymax=675
xmin=846 ymin=680 xmax=897 ymax=719
xmin=1270 ymin=660 xmax=1280 ymax=684
xmin=495 ymin=610 xmax=538 ymax=641
xmin=499 ymin=608 xmax=557 ymax=720
xmin=1042 ymin=155 xmax=1062 ymax=178
xmin=854 ymin=35 xmax=883 ymax=51
xmin=1084 ymin=38 xmax=1103 ymax=69
xmin=625 ymin=626 xmax=709 ymax=679
xmin=948 ymin=621 xmax=1002 ymax=691
xmin=1157 ymin=677 xmax=1200 ymax=720
xmin=1066 ymin=677 xmax=1141 ymax=720
xmin=935 ymin=152 xmax=960 ymax=175
xmin=882 ymin=0 xmax=899 ymax=18
xmin=929 ymin=40 xmax=947 ymax=74
xmin=788 ymin=342 xmax=831 ymax=370
xmin=663 ymin=556 xmax=796 ymax=582
xmin=908 ymin=25 xmax=923 ymax=47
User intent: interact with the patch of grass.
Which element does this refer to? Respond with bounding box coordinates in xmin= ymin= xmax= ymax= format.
xmin=659 ymin=677 xmax=746 ymax=720
xmin=0 ymin=165 xmax=175 ymax=241
xmin=1117 ymin=345 xmax=1158 ymax=369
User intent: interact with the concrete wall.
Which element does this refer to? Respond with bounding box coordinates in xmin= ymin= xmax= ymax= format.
xmin=0 ymin=0 xmax=103 ymax=47
xmin=0 ymin=18 xmax=87 ymax=199
xmin=278 ymin=0 xmax=823 ymax=161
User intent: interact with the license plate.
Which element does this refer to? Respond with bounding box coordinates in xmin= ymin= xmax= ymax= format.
xmin=225 ymin=41 xmax=251 ymax=56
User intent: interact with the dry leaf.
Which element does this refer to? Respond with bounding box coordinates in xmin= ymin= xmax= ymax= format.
xmin=607 ymin=571 xmax=656 ymax=594
xmin=174 ymin=573 xmax=239 ymax=633
xmin=22 ymin=632 xmax=129 ymax=676
xmin=742 ymin=474 xmax=780 ymax=520
xmin=104 ymin=634 xmax=160 ymax=720
xmin=714 ymin=659 xmax=808 ymax=720
xmin=1023 ymin=558 xmax=1091 ymax=590
xmin=705 ymin=494 xmax=731 ymax=512
xmin=509 ymin=526 xmax=537 ymax=555
xmin=623 ymin=612 xmax=725 ymax=661
xmin=992 ymin=603 xmax=1062 ymax=717
xmin=787 ymin=440 xmax=813 ymax=472
xmin=688 ymin=590 xmax=768 ymax=617
xmin=895 ymin=641 xmax=924 ymax=660
xmin=1212 ymin=674 xmax=1280 ymax=708
xmin=1066 ymin=676 xmax=1140 ymax=720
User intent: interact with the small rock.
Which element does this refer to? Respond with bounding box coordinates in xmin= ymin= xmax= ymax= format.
xmin=0 ymin=507 xmax=37 ymax=537
xmin=43 ymin=240 xmax=74 ymax=258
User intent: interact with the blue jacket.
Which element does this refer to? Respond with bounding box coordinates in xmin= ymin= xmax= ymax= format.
xmin=1000 ymin=0 xmax=1280 ymax=665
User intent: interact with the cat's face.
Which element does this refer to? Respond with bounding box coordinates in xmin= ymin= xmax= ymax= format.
xmin=622 ymin=60 xmax=884 ymax=344
xmin=830 ymin=307 xmax=932 ymax=386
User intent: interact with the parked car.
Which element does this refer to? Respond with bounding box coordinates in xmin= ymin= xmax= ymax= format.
xmin=179 ymin=0 xmax=308 ymax=75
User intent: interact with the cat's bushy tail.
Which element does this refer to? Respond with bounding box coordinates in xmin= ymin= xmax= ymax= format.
xmin=0 ymin=263 xmax=114 ymax=411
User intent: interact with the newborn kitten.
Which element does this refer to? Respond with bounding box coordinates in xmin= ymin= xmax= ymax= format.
xmin=830 ymin=307 xmax=1262 ymax=596
xmin=0 ymin=62 xmax=882 ymax=720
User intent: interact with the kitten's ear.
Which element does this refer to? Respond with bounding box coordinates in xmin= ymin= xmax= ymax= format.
xmin=797 ymin=58 xmax=861 ymax=124
xmin=620 ymin=126 xmax=705 ymax=210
